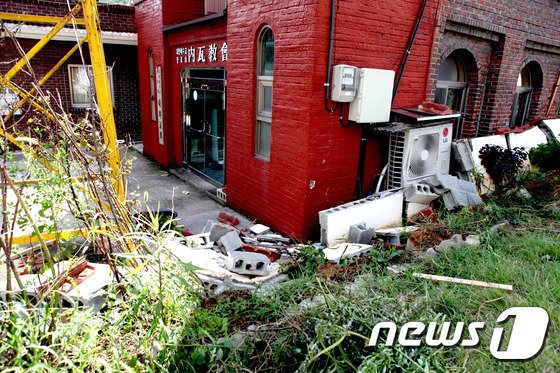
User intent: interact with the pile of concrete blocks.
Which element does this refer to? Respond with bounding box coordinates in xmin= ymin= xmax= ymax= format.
xmin=1 ymin=259 xmax=113 ymax=312
xmin=319 ymin=191 xmax=428 ymax=246
xmin=426 ymin=174 xmax=483 ymax=210
xmin=167 ymin=219 xmax=293 ymax=295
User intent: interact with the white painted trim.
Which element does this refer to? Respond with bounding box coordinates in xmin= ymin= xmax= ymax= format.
xmin=5 ymin=23 xmax=137 ymax=46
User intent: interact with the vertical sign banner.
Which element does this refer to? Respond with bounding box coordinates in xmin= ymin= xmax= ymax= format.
xmin=156 ymin=66 xmax=164 ymax=145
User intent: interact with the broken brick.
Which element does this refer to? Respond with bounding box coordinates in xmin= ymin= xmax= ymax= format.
xmin=241 ymin=244 xmax=281 ymax=262
xmin=218 ymin=212 xmax=240 ymax=227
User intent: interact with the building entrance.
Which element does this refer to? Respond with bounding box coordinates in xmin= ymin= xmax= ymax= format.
xmin=182 ymin=68 xmax=226 ymax=185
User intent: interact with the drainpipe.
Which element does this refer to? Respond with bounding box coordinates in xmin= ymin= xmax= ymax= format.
xmin=355 ymin=126 xmax=368 ymax=199
xmin=392 ymin=0 xmax=429 ymax=101
xmin=355 ymin=0 xmax=429 ymax=199
xmin=324 ymin=0 xmax=338 ymax=113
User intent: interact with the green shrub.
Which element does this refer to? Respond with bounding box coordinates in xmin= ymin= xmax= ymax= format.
xmin=479 ymin=144 xmax=528 ymax=190
xmin=529 ymin=140 xmax=560 ymax=171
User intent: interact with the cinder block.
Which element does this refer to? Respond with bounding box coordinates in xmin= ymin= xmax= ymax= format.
xmin=404 ymin=183 xmax=439 ymax=204
xmin=348 ymin=223 xmax=375 ymax=244
xmin=208 ymin=221 xmax=237 ymax=242
xmin=452 ymin=140 xmax=475 ymax=171
xmin=319 ymin=192 xmax=405 ymax=246
xmin=218 ymin=231 xmax=243 ymax=254
xmin=226 ymin=251 xmax=270 ymax=276
xmin=322 ymin=243 xmax=373 ymax=263
xmin=179 ymin=233 xmax=213 ymax=249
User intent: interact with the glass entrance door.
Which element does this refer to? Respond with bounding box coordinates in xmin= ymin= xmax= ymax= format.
xmin=182 ymin=69 xmax=225 ymax=185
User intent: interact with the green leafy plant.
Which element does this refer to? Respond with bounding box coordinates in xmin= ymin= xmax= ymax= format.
xmin=529 ymin=140 xmax=560 ymax=171
xmin=479 ymin=144 xmax=528 ymax=190
xmin=296 ymin=244 xmax=327 ymax=275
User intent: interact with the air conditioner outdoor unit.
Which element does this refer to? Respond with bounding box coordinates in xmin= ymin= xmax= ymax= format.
xmin=387 ymin=123 xmax=453 ymax=189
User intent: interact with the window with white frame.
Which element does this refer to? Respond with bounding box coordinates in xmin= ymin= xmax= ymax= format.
xmin=255 ymin=27 xmax=274 ymax=160
xmin=68 ymin=64 xmax=114 ymax=108
xmin=435 ymin=55 xmax=467 ymax=111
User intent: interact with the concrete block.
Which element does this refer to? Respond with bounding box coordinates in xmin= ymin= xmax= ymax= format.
xmin=319 ymin=191 xmax=428 ymax=246
xmin=376 ymin=227 xmax=417 ymax=246
xmin=404 ymin=183 xmax=439 ymax=204
xmin=428 ymin=175 xmax=482 ymax=210
xmin=435 ymin=234 xmax=464 ymax=253
xmin=226 ymin=251 xmax=270 ymax=276
xmin=209 ymin=221 xmax=237 ymax=242
xmin=241 ymin=244 xmax=281 ymax=262
xmin=348 ymin=223 xmax=375 ymax=244
xmin=201 ymin=219 xmax=214 ymax=233
xmin=322 ymin=243 xmax=373 ymax=263
xmin=217 ymin=231 xmax=243 ymax=254
xmin=452 ymin=140 xmax=476 ymax=171
xmin=249 ymin=224 xmax=270 ymax=235
xmin=58 ymin=262 xmax=113 ymax=311
xmin=198 ymin=274 xmax=228 ymax=295
xmin=465 ymin=235 xmax=481 ymax=246
xmin=178 ymin=233 xmax=213 ymax=249
xmin=256 ymin=234 xmax=290 ymax=244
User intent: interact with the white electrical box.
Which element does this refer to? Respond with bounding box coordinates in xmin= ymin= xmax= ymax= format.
xmin=348 ymin=68 xmax=395 ymax=123
xmin=331 ymin=64 xmax=358 ymax=102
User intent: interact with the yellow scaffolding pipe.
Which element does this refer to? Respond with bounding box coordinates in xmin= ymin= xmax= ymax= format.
xmin=80 ymin=0 xmax=124 ymax=200
xmin=2 ymin=36 xmax=88 ymax=124
xmin=0 ymin=0 xmax=127 ymax=247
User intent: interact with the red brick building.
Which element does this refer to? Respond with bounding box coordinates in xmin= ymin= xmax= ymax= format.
xmin=134 ymin=0 xmax=559 ymax=240
xmin=0 ymin=0 xmax=142 ymax=141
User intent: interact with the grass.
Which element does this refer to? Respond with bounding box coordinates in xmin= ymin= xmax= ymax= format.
xmin=2 ymin=195 xmax=559 ymax=371
xmin=160 ymin=198 xmax=560 ymax=372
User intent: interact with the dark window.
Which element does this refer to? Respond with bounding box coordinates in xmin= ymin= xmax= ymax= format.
xmin=510 ymin=65 xmax=533 ymax=127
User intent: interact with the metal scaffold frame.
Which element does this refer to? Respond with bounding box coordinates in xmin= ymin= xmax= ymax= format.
xmin=0 ymin=0 xmax=125 ymax=244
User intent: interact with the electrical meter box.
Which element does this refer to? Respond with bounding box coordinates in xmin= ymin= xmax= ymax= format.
xmin=348 ymin=68 xmax=395 ymax=123
xmin=331 ymin=64 xmax=358 ymax=102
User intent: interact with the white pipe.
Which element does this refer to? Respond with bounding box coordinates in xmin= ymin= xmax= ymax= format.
xmin=375 ymin=163 xmax=389 ymax=194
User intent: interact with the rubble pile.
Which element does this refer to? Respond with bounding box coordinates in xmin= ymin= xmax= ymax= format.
xmin=167 ymin=212 xmax=294 ymax=296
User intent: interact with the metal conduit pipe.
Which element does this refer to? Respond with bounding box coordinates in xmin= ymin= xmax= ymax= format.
xmin=324 ymin=0 xmax=338 ymax=113
xmin=355 ymin=0 xmax=429 ymax=199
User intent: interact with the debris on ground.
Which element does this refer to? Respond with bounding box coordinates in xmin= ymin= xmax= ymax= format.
xmin=412 ymin=272 xmax=513 ymax=292
xmin=167 ymin=220 xmax=296 ymax=296
xmin=408 ymin=225 xmax=454 ymax=249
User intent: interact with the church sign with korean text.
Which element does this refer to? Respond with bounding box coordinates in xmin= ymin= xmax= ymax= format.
xmin=175 ymin=42 xmax=228 ymax=64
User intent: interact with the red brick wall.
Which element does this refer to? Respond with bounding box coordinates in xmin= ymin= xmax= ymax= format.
xmin=427 ymin=0 xmax=560 ymax=136
xmin=0 ymin=38 xmax=141 ymax=141
xmin=225 ymin=0 xmax=438 ymax=239
xmin=0 ymin=0 xmax=136 ymax=33
xmin=135 ymin=0 xmax=172 ymax=163
xmin=162 ymin=0 xmax=204 ymax=26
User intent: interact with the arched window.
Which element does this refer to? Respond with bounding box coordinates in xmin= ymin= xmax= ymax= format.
xmin=148 ymin=48 xmax=156 ymax=122
xmin=255 ymin=27 xmax=274 ymax=159
xmin=435 ymin=55 xmax=467 ymax=111
xmin=510 ymin=64 xmax=534 ymax=127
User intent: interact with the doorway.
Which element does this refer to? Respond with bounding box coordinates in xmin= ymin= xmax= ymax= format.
xmin=182 ymin=68 xmax=226 ymax=185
